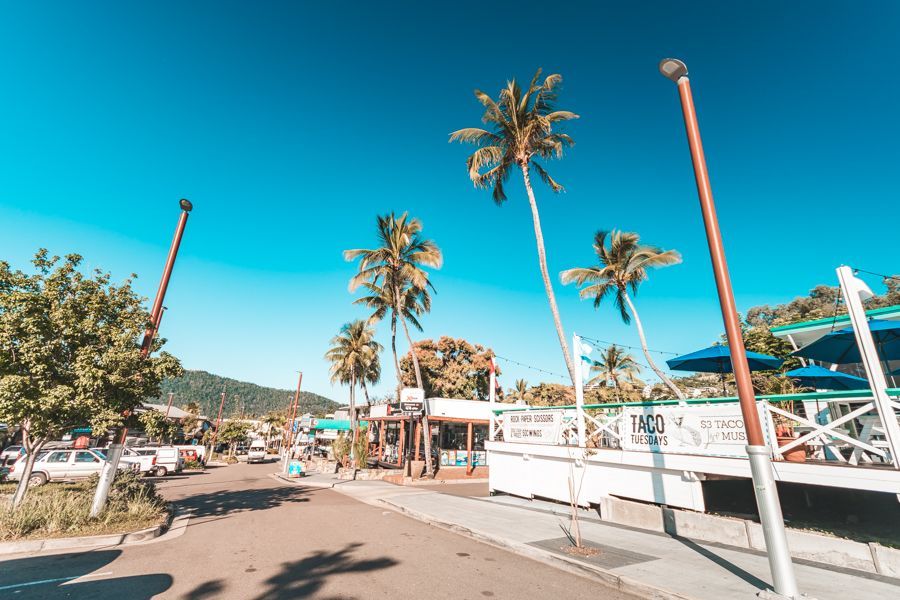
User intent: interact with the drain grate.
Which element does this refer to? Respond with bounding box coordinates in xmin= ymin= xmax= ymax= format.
xmin=529 ymin=537 xmax=659 ymax=569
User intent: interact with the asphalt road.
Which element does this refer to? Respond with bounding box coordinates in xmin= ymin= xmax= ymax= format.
xmin=0 ymin=462 xmax=633 ymax=599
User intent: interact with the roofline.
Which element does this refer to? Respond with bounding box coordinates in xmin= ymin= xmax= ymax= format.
xmin=770 ymin=304 xmax=900 ymax=335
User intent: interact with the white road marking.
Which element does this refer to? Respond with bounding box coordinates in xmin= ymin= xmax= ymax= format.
xmin=0 ymin=571 xmax=113 ymax=591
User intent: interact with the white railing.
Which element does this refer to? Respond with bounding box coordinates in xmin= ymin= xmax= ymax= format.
xmin=493 ymin=389 xmax=900 ymax=467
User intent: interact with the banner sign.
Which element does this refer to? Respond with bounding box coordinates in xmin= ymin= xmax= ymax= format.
xmin=621 ymin=402 xmax=764 ymax=458
xmin=503 ymin=410 xmax=563 ymax=444
xmin=400 ymin=388 xmax=425 ymax=415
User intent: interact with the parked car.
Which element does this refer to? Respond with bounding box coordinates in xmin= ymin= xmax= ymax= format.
xmin=7 ymin=448 xmax=133 ymax=486
xmin=1 ymin=445 xmax=24 ymax=465
xmin=151 ymin=446 xmax=184 ymax=477
xmin=174 ymin=444 xmax=206 ymax=464
xmin=247 ymin=440 xmax=267 ymax=463
xmin=120 ymin=447 xmax=158 ymax=475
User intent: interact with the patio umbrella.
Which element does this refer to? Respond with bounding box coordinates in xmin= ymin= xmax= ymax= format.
xmin=666 ymin=345 xmax=783 ymax=394
xmin=782 ymin=365 xmax=870 ymax=391
xmin=791 ymin=319 xmax=900 ymax=364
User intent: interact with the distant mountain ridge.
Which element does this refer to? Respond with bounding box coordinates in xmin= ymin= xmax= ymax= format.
xmin=157 ymin=370 xmax=340 ymax=418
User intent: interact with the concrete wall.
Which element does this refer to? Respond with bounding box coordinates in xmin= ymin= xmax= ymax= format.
xmin=597 ymin=495 xmax=900 ymax=577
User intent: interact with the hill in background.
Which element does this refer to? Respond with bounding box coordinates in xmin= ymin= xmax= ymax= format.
xmin=156 ymin=370 xmax=341 ymax=418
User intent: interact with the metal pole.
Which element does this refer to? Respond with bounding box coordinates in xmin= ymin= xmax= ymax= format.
xmin=284 ymin=372 xmax=302 ymax=473
xmin=573 ymin=333 xmax=586 ymax=446
xmin=488 ymin=356 xmax=497 ymax=441
xmin=210 ymin=386 xmax=227 ymax=458
xmin=659 ymin=59 xmax=800 ymax=599
xmin=164 ymin=392 xmax=175 ymax=419
xmin=91 ymin=199 xmax=192 ymax=518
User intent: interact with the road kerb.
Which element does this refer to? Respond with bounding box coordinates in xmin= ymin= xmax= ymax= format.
xmin=0 ymin=506 xmax=177 ymax=556
xmin=379 ymin=498 xmax=693 ymax=600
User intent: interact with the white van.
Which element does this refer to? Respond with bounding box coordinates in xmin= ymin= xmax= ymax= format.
xmin=247 ymin=440 xmax=267 ymax=463
xmin=151 ymin=446 xmax=184 ymax=476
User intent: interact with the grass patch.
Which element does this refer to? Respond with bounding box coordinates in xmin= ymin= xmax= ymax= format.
xmin=0 ymin=471 xmax=168 ymax=541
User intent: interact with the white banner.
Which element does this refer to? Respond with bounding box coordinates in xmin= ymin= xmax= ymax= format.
xmin=621 ymin=403 xmax=765 ymax=458
xmin=503 ymin=410 xmax=563 ymax=444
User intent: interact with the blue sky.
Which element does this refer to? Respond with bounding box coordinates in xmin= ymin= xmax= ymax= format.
xmin=1 ymin=2 xmax=897 ymax=401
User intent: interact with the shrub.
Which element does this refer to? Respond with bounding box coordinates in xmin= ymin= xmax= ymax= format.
xmin=183 ymin=459 xmax=204 ymax=470
xmin=0 ymin=470 xmax=167 ymax=541
xmin=332 ymin=433 xmax=351 ymax=466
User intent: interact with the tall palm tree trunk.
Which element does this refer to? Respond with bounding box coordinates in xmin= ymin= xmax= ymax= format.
xmin=622 ymin=291 xmax=685 ymax=399
xmin=349 ymin=368 xmax=358 ymax=465
xmin=399 ymin=316 xmax=434 ymax=477
xmin=391 ymin=312 xmax=402 ymax=398
xmin=362 ymin=381 xmax=371 ymax=405
xmin=520 ymin=163 xmax=576 ymax=385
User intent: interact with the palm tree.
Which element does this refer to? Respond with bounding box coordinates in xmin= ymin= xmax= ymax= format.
xmin=561 ymin=230 xmax=684 ymax=399
xmin=262 ymin=412 xmax=286 ymax=449
xmin=514 ymin=378 xmax=529 ymax=401
xmin=325 ymin=320 xmax=383 ymax=457
xmin=450 ymin=69 xmax=579 ymax=384
xmin=345 ymin=212 xmax=442 ymax=475
xmin=588 ymin=345 xmax=642 ymax=396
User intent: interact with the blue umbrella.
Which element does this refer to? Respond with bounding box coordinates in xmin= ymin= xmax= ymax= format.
xmin=783 ymin=365 xmax=869 ymax=391
xmin=666 ymin=345 xmax=784 ymax=373
xmin=791 ymin=319 xmax=900 ymax=364
xmin=666 ymin=345 xmax=784 ymax=395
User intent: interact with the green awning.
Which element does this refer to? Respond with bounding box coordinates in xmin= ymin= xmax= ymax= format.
xmin=310 ymin=419 xmax=367 ymax=431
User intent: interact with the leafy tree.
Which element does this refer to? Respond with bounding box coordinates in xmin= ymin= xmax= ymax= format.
xmin=451 ymin=69 xmax=579 ymax=384
xmin=180 ymin=402 xmax=201 ymax=441
xmin=561 ymin=230 xmax=684 ymax=399
xmin=0 ymin=250 xmax=182 ymax=507
xmin=588 ymin=345 xmax=642 ymax=397
xmin=217 ymin=420 xmax=251 ymax=457
xmin=325 ymin=320 xmax=382 ymax=456
xmin=345 ymin=212 xmax=442 ymax=475
xmin=398 ymin=337 xmax=501 ymax=401
xmin=527 ymin=382 xmax=574 ymax=406
xmin=138 ymin=408 xmax=179 ymax=443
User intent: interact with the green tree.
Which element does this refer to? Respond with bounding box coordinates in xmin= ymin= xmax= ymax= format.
xmin=262 ymin=411 xmax=286 ymax=448
xmin=451 ymin=69 xmax=579 ymax=384
xmin=398 ymin=337 xmax=500 ymax=401
xmin=325 ymin=320 xmax=382 ymax=458
xmin=217 ymin=420 xmax=251 ymax=457
xmin=180 ymin=402 xmax=201 ymax=441
xmin=561 ymin=230 xmax=683 ymax=399
xmin=588 ymin=345 xmax=642 ymax=398
xmin=139 ymin=409 xmax=178 ymax=443
xmin=513 ymin=379 xmax=529 ymax=402
xmin=345 ymin=212 xmax=442 ymax=475
xmin=0 ymin=251 xmax=182 ymax=507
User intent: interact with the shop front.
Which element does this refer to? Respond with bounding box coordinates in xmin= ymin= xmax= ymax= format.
xmin=367 ymin=398 xmax=491 ymax=477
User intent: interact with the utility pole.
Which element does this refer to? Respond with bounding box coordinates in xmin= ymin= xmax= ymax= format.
xmin=210 ymin=385 xmax=227 ymax=458
xmin=659 ymin=59 xmax=799 ymax=599
xmin=164 ymin=392 xmax=175 ymax=419
xmin=91 ymin=199 xmax=192 ymax=518
xmin=283 ymin=371 xmax=303 ymax=473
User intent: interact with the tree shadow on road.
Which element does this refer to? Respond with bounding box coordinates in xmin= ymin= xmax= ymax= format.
xmin=0 ymin=550 xmax=172 ymax=599
xmin=185 ymin=542 xmax=398 ymax=599
xmin=177 ymin=484 xmax=312 ymax=518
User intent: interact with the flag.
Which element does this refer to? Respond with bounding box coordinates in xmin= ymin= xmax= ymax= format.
xmin=489 ymin=356 xmax=501 ymax=390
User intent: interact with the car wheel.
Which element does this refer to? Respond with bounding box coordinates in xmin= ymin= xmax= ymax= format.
xmin=155 ymin=466 xmax=168 ymax=477
xmin=28 ymin=472 xmax=47 ymax=487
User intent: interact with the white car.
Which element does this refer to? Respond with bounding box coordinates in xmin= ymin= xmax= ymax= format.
xmin=7 ymin=448 xmax=133 ymax=486
xmin=1 ymin=445 xmax=24 ymax=464
xmin=149 ymin=446 xmax=184 ymax=477
xmin=247 ymin=440 xmax=267 ymax=463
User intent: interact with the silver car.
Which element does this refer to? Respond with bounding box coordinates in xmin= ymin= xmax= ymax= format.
xmin=7 ymin=448 xmax=131 ymax=486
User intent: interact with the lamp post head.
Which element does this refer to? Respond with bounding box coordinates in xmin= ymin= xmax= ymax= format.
xmin=179 ymin=198 xmax=193 ymax=212
xmin=659 ymin=58 xmax=688 ymax=83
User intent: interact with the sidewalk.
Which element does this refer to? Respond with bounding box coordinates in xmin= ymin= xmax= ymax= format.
xmin=277 ymin=473 xmax=900 ymax=600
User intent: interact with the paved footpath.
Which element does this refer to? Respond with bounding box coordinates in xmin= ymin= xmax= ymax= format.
xmin=293 ymin=472 xmax=900 ymax=600
xmin=0 ymin=463 xmax=633 ymax=599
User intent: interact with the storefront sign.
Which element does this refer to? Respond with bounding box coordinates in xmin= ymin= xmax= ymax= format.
xmin=399 ymin=388 xmax=425 ymax=415
xmin=621 ymin=403 xmax=763 ymax=458
xmin=503 ymin=410 xmax=563 ymax=444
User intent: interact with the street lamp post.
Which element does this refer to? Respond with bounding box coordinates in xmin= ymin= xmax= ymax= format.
xmin=659 ymin=59 xmax=801 ymax=599
xmin=90 ymin=199 xmax=193 ymax=518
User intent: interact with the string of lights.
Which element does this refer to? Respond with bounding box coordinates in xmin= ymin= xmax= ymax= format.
xmin=493 ymin=354 xmax=570 ymax=381
xmin=852 ymin=267 xmax=899 ymax=282
xmin=577 ymin=334 xmax=680 ymax=357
